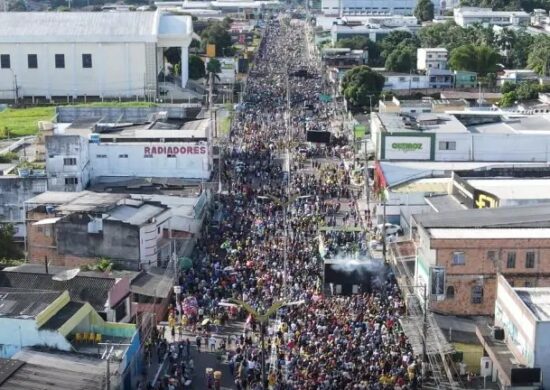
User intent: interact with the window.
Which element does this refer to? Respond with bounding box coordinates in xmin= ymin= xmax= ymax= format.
xmin=526 ymin=251 xmax=536 ymax=268
xmin=96 ymin=154 xmax=107 ymax=158
xmin=27 ymin=54 xmax=38 ymax=69
xmin=144 ymin=154 xmax=153 ymax=158
xmin=428 ymin=54 xmax=433 ymax=58
xmin=446 ymin=286 xmax=455 ymax=299
xmin=55 ymin=54 xmax=65 ymax=68
xmin=507 ymin=252 xmax=516 ymax=268
xmin=439 ymin=141 xmax=456 ymax=151
xmin=118 ymin=154 xmax=128 ymax=158
xmin=0 ymin=54 xmax=10 ymax=69
xmin=412 ymin=77 xmax=420 ymax=82
xmin=65 ymin=177 xmax=78 ymax=185
xmin=398 ymin=77 xmax=406 ymax=82
xmin=82 ymin=53 xmax=92 ymax=68
xmin=487 ymin=250 xmax=497 ymax=261
xmin=63 ymin=157 xmax=76 ymax=166
xmin=452 ymin=251 xmax=465 ymax=265
xmin=167 ymin=154 xmax=176 ymax=158
xmin=471 ymin=286 xmax=483 ymax=304
xmin=430 ymin=267 xmax=445 ymax=295
xmin=524 ymin=280 xmax=533 ymax=287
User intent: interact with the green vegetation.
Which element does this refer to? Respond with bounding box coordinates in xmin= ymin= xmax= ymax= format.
xmin=449 ymin=44 xmax=500 ymax=77
xmin=341 ymin=66 xmax=385 ymax=112
xmin=0 ymin=106 xmax=55 ymax=138
xmin=499 ymin=81 xmax=550 ymax=107
xmin=414 ymin=0 xmax=434 ymax=22
xmin=0 ymin=224 xmax=23 ymax=260
xmin=189 ymin=55 xmax=206 ymax=80
xmin=219 ymin=113 xmax=233 ymax=136
xmin=459 ymin=0 xmax=549 ymax=12
xmin=81 ymin=257 xmax=115 ymax=272
xmin=0 ymin=152 xmax=19 ymax=163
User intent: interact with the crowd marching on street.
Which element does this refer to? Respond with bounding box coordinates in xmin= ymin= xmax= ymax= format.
xmin=154 ymin=17 xmax=422 ymax=390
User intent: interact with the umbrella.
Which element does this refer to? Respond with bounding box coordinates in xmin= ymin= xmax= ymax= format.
xmin=201 ymin=318 xmax=211 ymax=326
xmin=224 ymin=266 xmax=235 ymax=272
xmin=179 ymin=257 xmax=193 ymax=270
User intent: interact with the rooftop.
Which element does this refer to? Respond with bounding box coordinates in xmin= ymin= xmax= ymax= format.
xmin=467 ymin=179 xmax=550 ymax=200
xmin=376 ymin=112 xmax=468 ymax=134
xmin=0 ymin=12 xmax=158 ymax=43
xmin=4 ymin=350 xmax=105 ymax=389
xmin=60 ymin=118 xmax=209 ymax=140
xmin=414 ymin=204 xmax=550 ymax=229
xmin=40 ymin=301 xmax=85 ymax=331
xmin=428 ymin=228 xmax=550 ymax=239
xmin=0 ymin=288 xmax=62 ymax=319
xmin=0 ymin=271 xmax=117 ymax=312
xmin=515 ymin=287 xmax=550 ymax=321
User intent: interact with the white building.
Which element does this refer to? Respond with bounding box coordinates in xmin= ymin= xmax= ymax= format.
xmin=370 ymin=111 xmax=550 ymax=162
xmin=417 ymin=48 xmax=448 ymax=72
xmin=0 ymin=11 xmax=194 ymax=101
xmin=453 ymin=7 xmax=530 ymax=27
xmin=331 ymin=24 xmax=418 ymax=43
xmin=381 ymin=72 xmax=429 ymax=91
xmin=321 ymin=0 xmax=419 ymax=16
xmin=487 ymin=275 xmax=547 ymax=388
xmin=45 ymin=118 xmax=211 ymax=192
xmin=316 ymin=14 xmax=418 ymax=31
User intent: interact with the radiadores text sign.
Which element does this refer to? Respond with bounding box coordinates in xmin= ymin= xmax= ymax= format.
xmin=144 ymin=145 xmax=207 ymax=155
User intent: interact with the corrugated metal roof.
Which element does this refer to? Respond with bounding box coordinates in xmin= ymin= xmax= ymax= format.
xmin=0 ymin=272 xmax=115 ymax=312
xmin=0 ymin=288 xmax=62 ymax=318
xmin=414 ymin=204 xmax=550 ymax=229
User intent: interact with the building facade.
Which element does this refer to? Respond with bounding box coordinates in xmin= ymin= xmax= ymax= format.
xmin=0 ymin=11 xmax=193 ymax=101
xmin=454 ymin=7 xmax=530 ymax=27
xmin=45 ymin=118 xmax=211 ymax=192
xmin=417 ymin=48 xmax=448 ymax=72
xmin=410 ymin=206 xmax=550 ymax=316
xmin=321 ymin=0 xmax=419 ymax=16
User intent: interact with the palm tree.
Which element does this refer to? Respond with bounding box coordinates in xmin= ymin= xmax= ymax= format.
xmin=449 ymin=44 xmax=500 ymax=77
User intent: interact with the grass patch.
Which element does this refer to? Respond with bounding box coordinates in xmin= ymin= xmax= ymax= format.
xmin=0 ymin=107 xmax=55 ymax=138
xmin=219 ymin=114 xmax=233 ymax=136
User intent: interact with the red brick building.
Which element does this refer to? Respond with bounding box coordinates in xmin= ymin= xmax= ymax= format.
xmin=408 ymin=205 xmax=550 ymax=316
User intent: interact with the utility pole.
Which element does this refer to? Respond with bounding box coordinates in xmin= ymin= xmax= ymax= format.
xmin=382 ymin=200 xmax=387 ymax=262
xmin=422 ymin=283 xmax=428 ymax=367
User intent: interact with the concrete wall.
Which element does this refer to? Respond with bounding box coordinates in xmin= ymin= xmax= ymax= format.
xmin=0 ymin=42 xmax=149 ymax=99
xmin=535 ymin=321 xmax=550 ymax=389
xmin=0 ymin=177 xmax=47 ymax=238
xmin=89 ymin=142 xmax=209 ymax=179
xmin=56 ymin=215 xmax=141 ymax=266
xmin=46 ymin=135 xmax=90 ymax=191
xmin=0 ymin=318 xmax=72 ymax=358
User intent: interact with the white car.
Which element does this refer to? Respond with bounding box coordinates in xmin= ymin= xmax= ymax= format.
xmin=376 ymin=223 xmax=403 ymax=236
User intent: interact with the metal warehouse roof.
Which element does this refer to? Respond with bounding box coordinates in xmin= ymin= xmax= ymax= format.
xmin=413 ymin=204 xmax=550 ymax=229
xmin=0 ymin=11 xmax=192 ymax=44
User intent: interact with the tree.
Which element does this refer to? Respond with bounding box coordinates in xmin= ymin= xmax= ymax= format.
xmin=385 ymin=45 xmax=416 ymax=72
xmin=414 ymin=0 xmax=434 ymax=22
xmin=164 ymin=47 xmax=181 ymax=67
xmin=335 ymin=36 xmax=382 ymax=66
xmin=515 ymin=82 xmax=540 ymax=101
xmin=500 ymin=81 xmax=516 ymax=94
xmin=341 ymin=66 xmax=385 ymax=110
xmin=0 ymin=224 xmax=23 ymax=260
xmin=499 ymin=91 xmax=518 ymax=107
xmin=379 ymin=31 xmax=417 ymax=59
xmin=8 ymin=0 xmax=27 ymax=11
xmin=449 ymin=44 xmax=499 ymax=76
xmin=189 ymin=55 xmax=206 ymax=80
xmin=201 ymin=21 xmax=232 ymax=57
xmin=527 ymin=36 xmax=550 ymax=77
xmin=206 ymin=58 xmax=221 ymax=75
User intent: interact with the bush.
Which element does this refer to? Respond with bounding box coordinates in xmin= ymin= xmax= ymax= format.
xmin=0 ymin=152 xmax=19 ymax=163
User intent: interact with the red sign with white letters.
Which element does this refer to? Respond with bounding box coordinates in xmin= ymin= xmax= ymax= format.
xmin=144 ymin=145 xmax=207 ymax=155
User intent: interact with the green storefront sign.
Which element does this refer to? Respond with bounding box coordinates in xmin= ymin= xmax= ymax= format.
xmin=391 ymin=142 xmax=423 ymax=152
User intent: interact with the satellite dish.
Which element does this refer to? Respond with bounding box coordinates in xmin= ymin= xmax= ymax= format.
xmin=52 ymin=268 xmax=81 ymax=281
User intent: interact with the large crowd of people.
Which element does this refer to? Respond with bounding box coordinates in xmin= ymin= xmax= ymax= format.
xmin=166 ymin=18 xmax=421 ymax=389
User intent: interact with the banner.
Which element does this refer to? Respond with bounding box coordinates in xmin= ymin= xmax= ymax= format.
xmin=473 ymin=189 xmax=499 ymax=209
xmin=354 ymin=125 xmax=367 ymax=140
xmin=206 ymin=44 xmax=216 ymax=58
